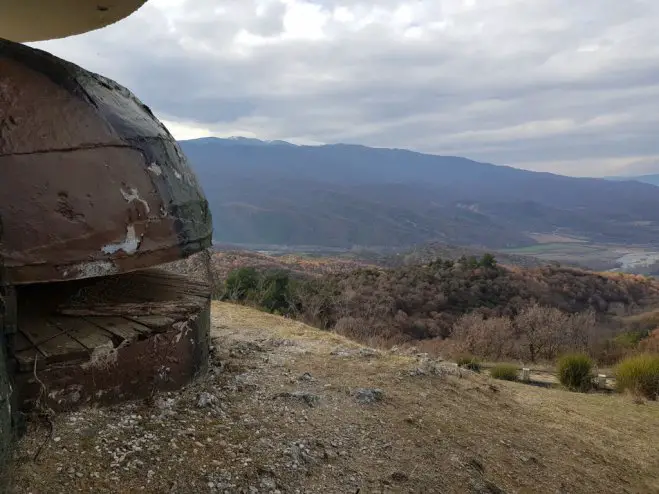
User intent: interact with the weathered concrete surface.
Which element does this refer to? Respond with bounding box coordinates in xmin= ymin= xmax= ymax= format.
xmin=0 ymin=280 xmax=16 ymax=484
xmin=0 ymin=0 xmax=147 ymax=42
xmin=10 ymin=269 xmax=211 ymax=412
xmin=0 ymin=39 xmax=212 ymax=285
xmin=0 ymin=338 xmax=11 ymax=483
xmin=14 ymin=303 xmax=210 ymax=412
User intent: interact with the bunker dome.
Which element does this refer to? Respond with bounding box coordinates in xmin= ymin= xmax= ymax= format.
xmin=0 ymin=41 xmax=212 ymax=284
xmin=0 ymin=0 xmax=213 ymax=424
xmin=0 ymin=0 xmax=148 ymax=42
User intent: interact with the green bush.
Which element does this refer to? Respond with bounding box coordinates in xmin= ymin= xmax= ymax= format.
xmin=615 ymin=354 xmax=659 ymax=400
xmin=557 ymin=353 xmax=594 ymax=392
xmin=457 ymin=355 xmax=481 ymax=372
xmin=257 ymin=270 xmax=296 ymax=315
xmin=224 ymin=267 xmax=260 ymax=301
xmin=613 ymin=330 xmax=649 ymax=349
xmin=490 ymin=364 xmax=518 ymax=381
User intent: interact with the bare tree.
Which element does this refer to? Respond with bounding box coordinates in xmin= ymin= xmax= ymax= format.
xmin=452 ymin=312 xmax=515 ymax=359
xmin=565 ymin=309 xmax=597 ymax=352
xmin=514 ymin=304 xmax=569 ymax=362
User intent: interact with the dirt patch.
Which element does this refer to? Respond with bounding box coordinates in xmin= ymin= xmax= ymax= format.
xmin=9 ymin=302 xmax=659 ymax=493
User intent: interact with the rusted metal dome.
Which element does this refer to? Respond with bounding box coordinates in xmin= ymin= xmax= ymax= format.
xmin=0 ymin=0 xmax=148 ymax=42
xmin=0 ymin=38 xmax=213 ymax=284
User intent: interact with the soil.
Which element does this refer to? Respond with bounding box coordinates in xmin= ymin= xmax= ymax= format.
xmin=9 ymin=302 xmax=659 ymax=493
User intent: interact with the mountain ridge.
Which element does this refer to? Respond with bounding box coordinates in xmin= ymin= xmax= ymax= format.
xmin=605 ymin=174 xmax=659 ymax=187
xmin=179 ymin=137 xmax=659 ymax=249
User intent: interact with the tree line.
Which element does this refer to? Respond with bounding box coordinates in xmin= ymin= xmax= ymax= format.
xmin=219 ymin=255 xmax=659 ymax=365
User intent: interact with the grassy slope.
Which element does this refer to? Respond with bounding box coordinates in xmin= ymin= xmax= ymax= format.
xmin=11 ymin=302 xmax=659 ymax=493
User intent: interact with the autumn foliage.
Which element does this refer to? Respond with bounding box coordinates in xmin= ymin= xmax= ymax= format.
xmin=196 ymin=251 xmax=659 ymax=364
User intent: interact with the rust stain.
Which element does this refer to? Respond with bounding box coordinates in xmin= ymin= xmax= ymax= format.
xmin=0 ymin=39 xmax=212 ymax=284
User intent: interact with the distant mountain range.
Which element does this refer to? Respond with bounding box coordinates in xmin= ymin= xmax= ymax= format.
xmin=179 ymin=137 xmax=659 ymax=249
xmin=605 ymin=174 xmax=659 ymax=187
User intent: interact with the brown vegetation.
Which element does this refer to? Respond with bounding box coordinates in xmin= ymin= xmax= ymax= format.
xmin=165 ymin=250 xmax=370 ymax=281
xmin=170 ymin=250 xmax=659 ymax=365
xmin=288 ymin=260 xmax=659 ymax=363
xmin=451 ymin=305 xmax=596 ymax=363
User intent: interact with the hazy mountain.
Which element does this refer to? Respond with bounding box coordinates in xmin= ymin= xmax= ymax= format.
xmin=180 ymin=137 xmax=659 ymax=249
xmin=605 ymin=174 xmax=659 ymax=187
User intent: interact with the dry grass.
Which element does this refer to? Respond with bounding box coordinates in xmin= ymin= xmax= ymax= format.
xmin=9 ymin=302 xmax=659 ymax=493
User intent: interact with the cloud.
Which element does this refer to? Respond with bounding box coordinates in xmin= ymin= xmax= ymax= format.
xmin=32 ymin=0 xmax=659 ymax=176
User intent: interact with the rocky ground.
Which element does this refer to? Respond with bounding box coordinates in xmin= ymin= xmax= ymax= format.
xmin=9 ymin=302 xmax=659 ymax=493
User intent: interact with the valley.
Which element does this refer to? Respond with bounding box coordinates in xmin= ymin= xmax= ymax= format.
xmin=182 ymin=137 xmax=659 ymax=275
xmin=503 ymin=241 xmax=659 ymax=275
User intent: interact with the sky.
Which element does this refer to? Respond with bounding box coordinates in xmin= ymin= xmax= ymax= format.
xmin=32 ymin=0 xmax=659 ymax=177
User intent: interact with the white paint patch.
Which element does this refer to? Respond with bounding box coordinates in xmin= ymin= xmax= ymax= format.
xmin=63 ymin=260 xmax=117 ymax=279
xmin=120 ymin=187 xmax=151 ymax=215
xmin=102 ymin=225 xmax=141 ymax=255
xmin=81 ymin=341 xmax=128 ymax=370
xmin=5 ymin=382 xmax=11 ymax=419
xmin=147 ymin=163 xmax=163 ymax=176
xmin=48 ymin=385 xmax=82 ymax=405
xmin=173 ymin=320 xmax=193 ymax=342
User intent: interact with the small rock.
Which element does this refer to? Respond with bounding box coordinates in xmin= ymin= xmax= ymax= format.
xmin=298 ymin=372 xmax=314 ymax=381
xmin=359 ymin=348 xmax=378 ymax=357
xmin=354 ymin=388 xmax=384 ymax=404
xmin=391 ymin=471 xmax=409 ymax=482
xmin=330 ymin=347 xmax=353 ymax=357
xmin=260 ymin=475 xmax=277 ymax=489
xmin=156 ymin=397 xmax=177 ymax=410
xmin=323 ymin=449 xmax=337 ymax=460
xmin=289 ymin=444 xmax=317 ymax=465
xmin=468 ymin=458 xmax=484 ymax=473
xmin=274 ymin=391 xmax=320 ymax=407
xmin=197 ymin=392 xmax=216 ymax=408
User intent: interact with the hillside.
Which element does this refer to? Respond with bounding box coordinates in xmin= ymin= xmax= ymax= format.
xmin=11 ymin=302 xmax=659 ymax=493
xmin=180 ymin=137 xmax=659 ymax=249
xmin=381 ymin=241 xmax=553 ymax=269
xmin=165 ymin=249 xmax=371 ymax=284
xmin=163 ymin=244 xmax=550 ymax=288
xmin=191 ymin=249 xmax=659 ymax=365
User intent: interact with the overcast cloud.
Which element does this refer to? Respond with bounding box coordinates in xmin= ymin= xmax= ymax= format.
xmin=32 ymin=0 xmax=659 ymax=176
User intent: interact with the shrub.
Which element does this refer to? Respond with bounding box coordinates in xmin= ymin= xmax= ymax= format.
xmin=224 ymin=267 xmax=260 ymax=301
xmin=257 ymin=270 xmax=296 ymax=315
xmin=614 ymin=330 xmax=648 ymax=349
xmin=615 ymin=354 xmax=659 ymax=400
xmin=557 ymin=353 xmax=594 ymax=392
xmin=639 ymin=329 xmax=659 ymax=353
xmin=490 ymin=364 xmax=518 ymax=381
xmin=457 ymin=355 xmax=481 ymax=372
